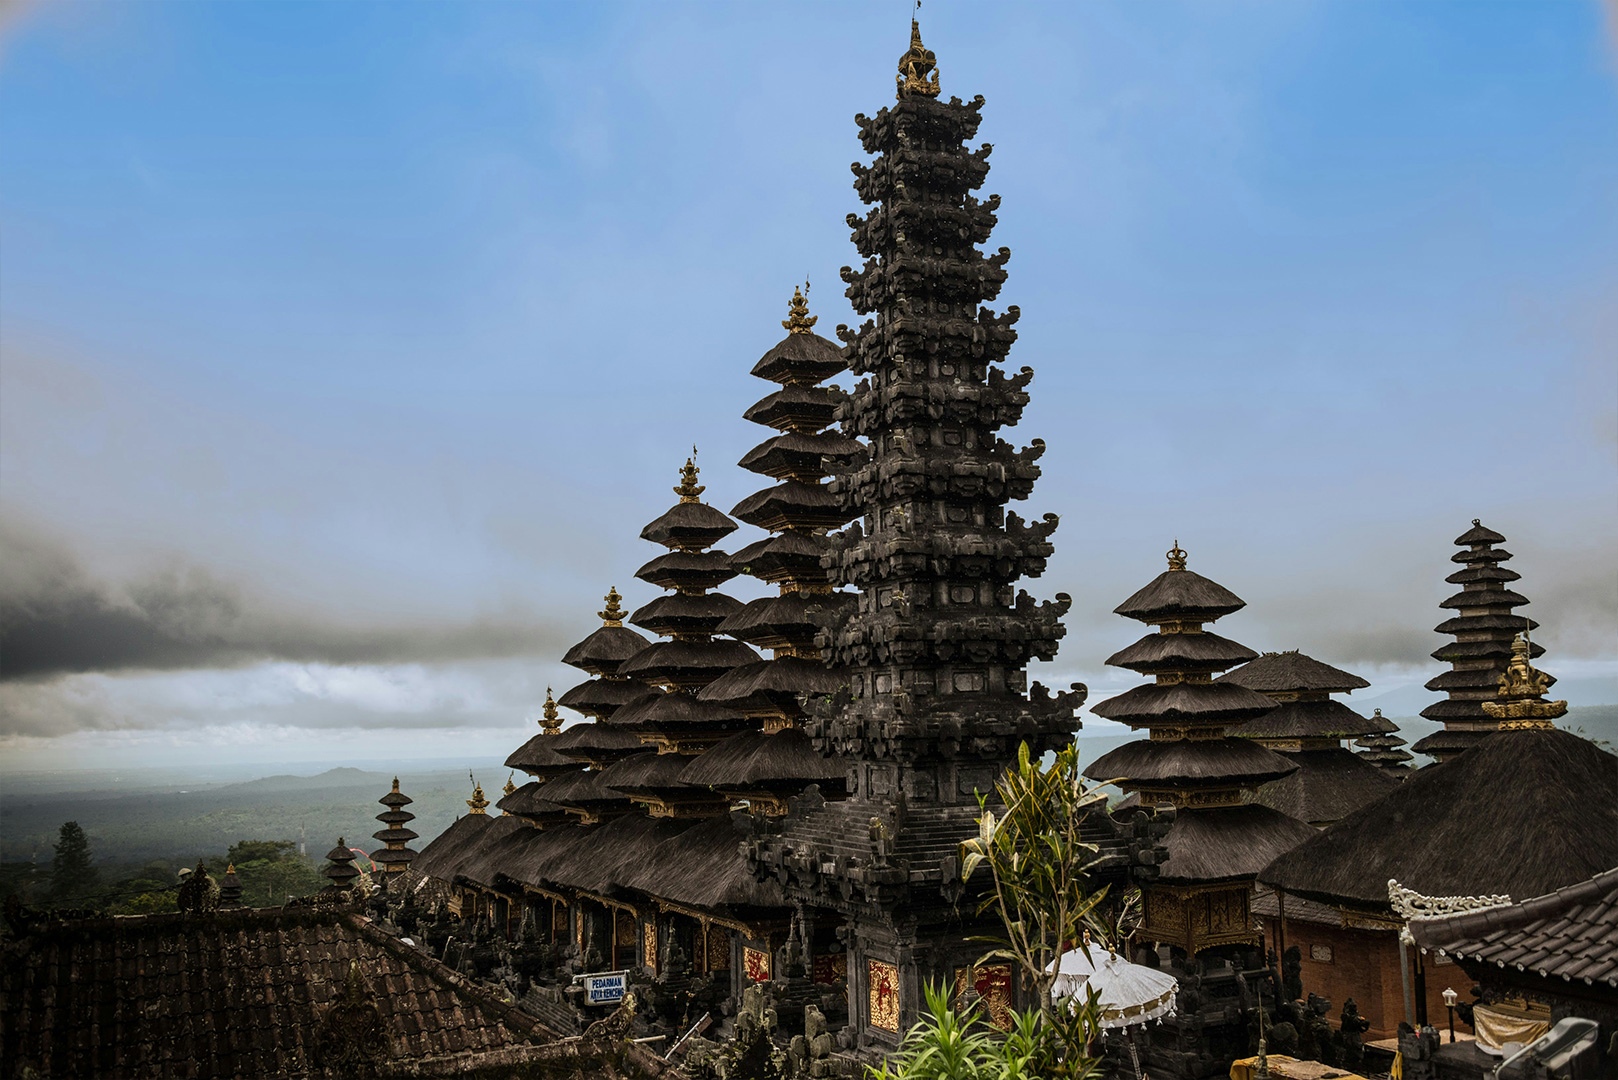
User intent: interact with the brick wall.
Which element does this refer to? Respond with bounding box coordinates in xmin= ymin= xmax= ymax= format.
xmin=1261 ymin=917 xmax=1478 ymax=1042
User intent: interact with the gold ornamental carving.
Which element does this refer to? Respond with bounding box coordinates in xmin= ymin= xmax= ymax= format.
xmin=896 ymin=19 xmax=940 ymax=100
xmin=675 ymin=455 xmax=705 ymax=503
xmin=1480 ymin=634 xmax=1566 ymax=723
xmin=540 ymin=688 xmax=562 ymax=736
xmin=599 ymin=587 xmax=626 ymax=627
xmin=868 ymin=958 xmax=901 ymax=1031
xmin=466 ymin=775 xmax=490 ymax=815
xmin=783 ymin=282 xmax=817 ymax=334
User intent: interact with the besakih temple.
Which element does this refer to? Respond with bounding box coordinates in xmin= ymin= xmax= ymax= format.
xmin=1415 ymin=520 xmax=1566 ymax=763
xmin=400 ymin=21 xmax=1167 ymax=1064
xmin=1354 ymin=708 xmax=1415 ymax=778
xmin=1084 ymin=546 xmax=1318 ymax=957
xmin=371 ymin=777 xmax=420 ymax=876
xmin=1220 ymin=651 xmax=1400 ymax=827
xmin=14 ymin=17 xmax=1613 ymax=1080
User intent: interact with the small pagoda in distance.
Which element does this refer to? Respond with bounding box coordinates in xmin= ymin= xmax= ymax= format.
xmin=1354 ymin=708 xmax=1414 ymax=778
xmin=1085 ymin=544 xmax=1317 ymax=956
xmin=321 ymin=838 xmax=361 ymax=899
xmin=683 ymin=285 xmax=858 ymax=814
xmin=1220 ymin=651 xmax=1399 ymax=827
xmin=370 ymin=778 xmax=419 ymax=876
xmin=1415 ymin=520 xmax=1563 ymax=762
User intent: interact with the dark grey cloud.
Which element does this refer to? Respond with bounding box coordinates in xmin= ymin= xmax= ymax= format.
xmin=0 ymin=520 xmax=569 ymax=682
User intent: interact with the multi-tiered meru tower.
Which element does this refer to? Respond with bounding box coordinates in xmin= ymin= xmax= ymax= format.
xmin=1413 ymin=520 xmax=1565 ymax=763
xmin=747 ymin=22 xmax=1089 ymax=1049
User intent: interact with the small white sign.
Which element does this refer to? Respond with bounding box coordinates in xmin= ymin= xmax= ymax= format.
xmin=584 ymin=972 xmax=626 ymax=1004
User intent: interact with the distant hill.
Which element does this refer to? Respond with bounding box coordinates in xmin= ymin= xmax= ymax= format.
xmin=0 ymin=762 xmax=509 ymax=867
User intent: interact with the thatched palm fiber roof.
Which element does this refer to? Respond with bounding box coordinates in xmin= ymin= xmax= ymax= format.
xmin=1106 ymin=632 xmax=1258 ymax=674
xmin=1090 ymin=681 xmax=1278 ymax=726
xmin=1231 ymin=699 xmax=1392 ymax=740
xmin=616 ymin=814 xmax=785 ymax=913
xmin=503 ymin=733 xmax=579 ymax=775
xmin=1114 ymin=569 xmax=1246 ymax=623
xmin=1155 ymin=806 xmax=1320 ymax=885
xmin=1249 ymin=749 xmax=1400 ymax=826
xmin=1260 ymin=729 xmax=1618 ymax=910
xmin=678 ymin=728 xmax=845 ymax=791
xmin=697 ymin=657 xmax=845 ymax=708
xmin=598 ymin=751 xmax=707 ymax=797
xmin=1218 ymin=651 xmax=1370 ymax=694
xmin=639 ymin=501 xmax=737 ymax=549
xmin=560 ymin=624 xmax=649 ymax=674
xmin=556 ymin=677 xmax=655 ymax=718
xmin=742 ymin=383 xmax=845 ymax=430
xmin=1410 ymin=866 xmax=1618 ymax=989
xmin=1455 ymin=521 xmax=1507 ymax=546
xmin=546 ymin=721 xmax=643 ymax=759
xmin=750 ymin=330 xmax=845 ymax=384
xmin=631 ymin=591 xmax=744 ymax=633
xmin=617 ymin=638 xmax=760 ymax=685
xmin=1085 ymin=737 xmax=1298 ymax=788
xmin=635 ymin=549 xmax=738 ymax=591
xmin=611 ymin=691 xmax=742 ymax=730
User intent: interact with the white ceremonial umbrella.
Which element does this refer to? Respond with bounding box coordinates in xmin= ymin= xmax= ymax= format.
xmin=1049 ymin=942 xmax=1178 ymax=1079
xmin=1051 ymin=945 xmax=1178 ymax=1028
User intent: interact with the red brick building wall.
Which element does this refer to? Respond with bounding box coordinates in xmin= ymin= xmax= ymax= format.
xmin=1260 ymin=916 xmax=1476 ymax=1042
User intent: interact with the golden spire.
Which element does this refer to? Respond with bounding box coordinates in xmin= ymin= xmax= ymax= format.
xmin=783 ymin=281 xmax=817 ymax=335
xmin=466 ymin=773 xmax=489 ymax=815
xmin=599 ymin=586 xmax=625 ymax=627
xmin=1166 ymin=540 xmax=1188 ymax=572
xmin=226 ymin=863 xmax=236 ymax=875
xmin=541 ymin=687 xmax=561 ymax=735
xmin=501 ymin=772 xmax=517 ymax=814
xmin=1481 ymin=633 xmax=1567 ymax=726
xmin=896 ymin=16 xmax=940 ymax=100
xmin=674 ymin=454 xmax=705 ymax=503
xmin=390 ymin=776 xmax=401 ymax=793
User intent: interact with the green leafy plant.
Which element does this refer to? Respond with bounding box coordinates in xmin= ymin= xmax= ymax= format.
xmin=865 ymin=982 xmax=1106 ymax=1080
xmin=867 ymin=983 xmax=998 ymax=1080
xmin=959 ymin=742 xmax=1111 ymax=1019
xmin=956 ymin=741 xmax=1113 ymax=1075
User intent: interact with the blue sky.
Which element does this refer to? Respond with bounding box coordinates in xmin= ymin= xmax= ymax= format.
xmin=2 ymin=1 xmax=1615 ymax=771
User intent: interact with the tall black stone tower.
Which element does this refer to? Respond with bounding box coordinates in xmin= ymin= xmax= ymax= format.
xmin=748 ymin=21 xmax=1086 ymax=1050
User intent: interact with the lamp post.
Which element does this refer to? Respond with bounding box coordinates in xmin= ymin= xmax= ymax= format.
xmin=1442 ymin=987 xmax=1458 ymax=1044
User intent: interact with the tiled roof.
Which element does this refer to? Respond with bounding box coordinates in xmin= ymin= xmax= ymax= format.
xmin=1410 ymin=866 xmax=1618 ymax=989
xmin=0 ymin=905 xmax=544 ymax=1079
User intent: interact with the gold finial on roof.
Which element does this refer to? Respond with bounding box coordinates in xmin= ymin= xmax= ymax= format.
xmin=226 ymin=863 xmax=236 ymax=875
xmin=391 ymin=776 xmax=401 ymax=793
xmin=675 ymin=454 xmax=705 ymax=503
xmin=599 ymin=586 xmax=625 ymax=626
xmin=1166 ymin=540 xmax=1188 ymax=571
xmin=783 ymin=281 xmax=817 ymax=335
xmin=897 ymin=14 xmax=941 ymax=100
xmin=467 ymin=773 xmax=489 ymax=815
xmin=1482 ymin=633 xmax=1567 ymax=725
xmin=541 ymin=687 xmax=561 ymax=735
